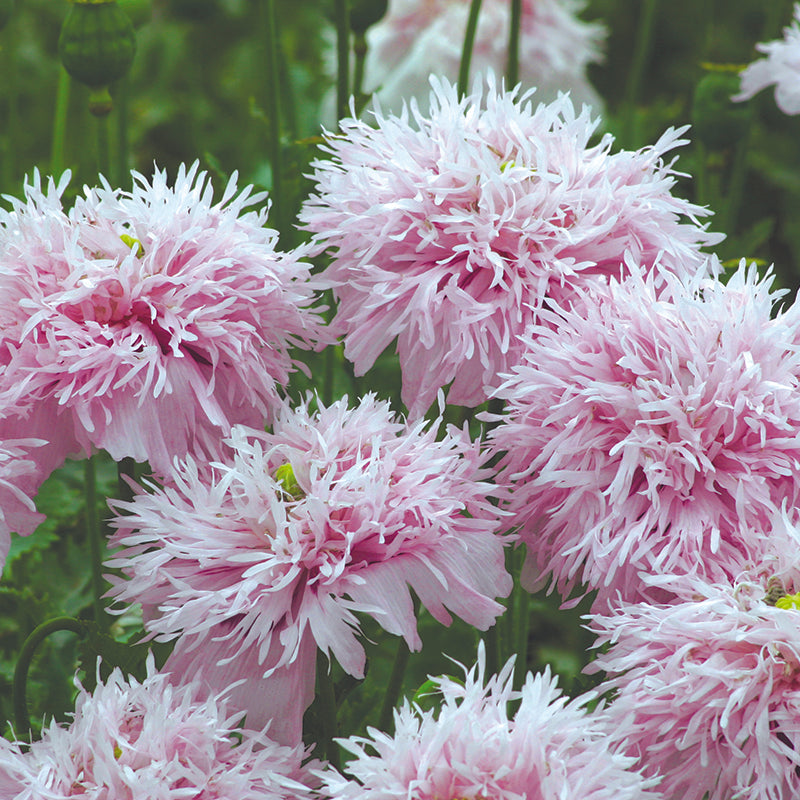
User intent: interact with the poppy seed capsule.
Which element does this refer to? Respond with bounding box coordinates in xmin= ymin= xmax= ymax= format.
xmin=58 ymin=0 xmax=136 ymax=90
xmin=349 ymin=0 xmax=388 ymax=34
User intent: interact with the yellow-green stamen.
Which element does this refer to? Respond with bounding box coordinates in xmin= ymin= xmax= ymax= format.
xmin=120 ymin=233 xmax=144 ymax=257
xmin=274 ymin=463 xmax=304 ymax=500
xmin=776 ymin=592 xmax=800 ymax=611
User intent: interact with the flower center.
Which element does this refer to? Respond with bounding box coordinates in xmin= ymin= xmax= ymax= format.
xmin=274 ymin=463 xmax=304 ymax=499
xmin=776 ymin=592 xmax=800 ymax=611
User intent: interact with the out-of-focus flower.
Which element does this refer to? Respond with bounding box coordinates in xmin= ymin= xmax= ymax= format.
xmin=734 ymin=3 xmax=800 ymax=114
xmin=302 ymin=76 xmax=721 ymax=417
xmin=362 ymin=0 xmax=606 ymax=116
xmin=0 ymin=438 xmax=47 ymax=574
xmin=0 ymin=656 xmax=317 ymax=799
xmin=106 ymin=394 xmax=511 ymax=745
xmin=0 ymin=164 xmax=329 ymax=476
xmin=322 ymin=643 xmax=660 ymax=800
xmin=488 ymin=262 xmax=800 ymax=608
xmin=588 ymin=519 xmax=800 ymax=800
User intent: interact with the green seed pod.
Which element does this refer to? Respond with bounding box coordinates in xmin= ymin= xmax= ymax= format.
xmin=58 ymin=0 xmax=136 ymax=90
xmin=349 ymin=0 xmax=388 ymax=34
xmin=691 ymin=71 xmax=752 ymax=151
xmin=0 ymin=0 xmax=16 ymax=32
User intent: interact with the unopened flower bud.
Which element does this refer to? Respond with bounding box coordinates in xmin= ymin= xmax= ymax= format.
xmin=349 ymin=0 xmax=388 ymax=34
xmin=58 ymin=0 xmax=136 ymax=91
xmin=691 ymin=70 xmax=752 ymax=151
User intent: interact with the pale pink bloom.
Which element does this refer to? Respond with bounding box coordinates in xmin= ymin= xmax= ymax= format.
xmin=364 ymin=0 xmax=606 ymax=116
xmin=734 ymin=3 xmax=800 ymax=114
xmin=0 ymin=165 xmax=329 ymax=476
xmin=588 ymin=517 xmax=800 ymax=800
xmin=302 ymin=76 xmax=721 ymax=416
xmin=322 ymin=644 xmax=660 ymax=800
xmin=488 ymin=261 xmax=800 ymax=608
xmin=0 ymin=438 xmax=47 ymax=573
xmin=0 ymin=656 xmax=317 ymax=799
xmin=106 ymin=394 xmax=511 ymax=745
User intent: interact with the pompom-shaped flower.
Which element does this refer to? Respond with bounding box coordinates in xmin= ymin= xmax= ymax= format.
xmin=588 ymin=520 xmax=800 ymax=800
xmin=0 ymin=657 xmax=317 ymax=799
xmin=302 ymin=77 xmax=720 ymax=416
xmin=489 ymin=262 xmax=800 ymax=608
xmin=107 ymin=394 xmax=511 ymax=745
xmin=363 ymin=0 xmax=606 ymax=116
xmin=322 ymin=644 xmax=659 ymax=800
xmin=0 ymin=164 xmax=329 ymax=475
xmin=734 ymin=3 xmax=800 ymax=114
xmin=0 ymin=438 xmax=47 ymax=573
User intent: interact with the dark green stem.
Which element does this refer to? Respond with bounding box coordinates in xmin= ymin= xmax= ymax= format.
xmin=96 ymin=113 xmax=111 ymax=181
xmin=506 ymin=0 xmax=521 ymax=87
xmin=353 ymin=31 xmax=367 ymax=102
xmin=13 ymin=617 xmax=86 ymax=737
xmin=483 ymin=619 xmax=501 ymax=679
xmin=457 ymin=0 xmax=483 ymax=97
xmin=263 ymin=0 xmax=285 ymax=243
xmin=719 ymin=128 xmax=750 ymax=236
xmin=1 ymin=19 xmax=18 ymax=192
xmin=85 ymin=456 xmax=107 ymax=631
xmin=379 ymin=636 xmax=412 ymax=733
xmin=334 ymin=0 xmax=350 ymax=120
xmin=116 ymin=76 xmax=130 ymax=188
xmin=622 ymin=0 xmax=658 ymax=148
xmin=51 ymin=68 xmax=71 ymax=178
xmin=513 ymin=549 xmax=531 ymax=690
xmin=315 ymin=649 xmax=340 ymax=769
xmin=117 ymin=457 xmax=137 ymax=504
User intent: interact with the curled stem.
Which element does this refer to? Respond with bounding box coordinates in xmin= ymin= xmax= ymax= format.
xmin=13 ymin=617 xmax=86 ymax=738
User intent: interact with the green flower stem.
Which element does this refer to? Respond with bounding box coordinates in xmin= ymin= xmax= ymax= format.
xmin=353 ymin=31 xmax=368 ymax=102
xmin=506 ymin=0 xmax=521 ymax=87
xmin=117 ymin=456 xmax=137 ymax=504
xmin=263 ymin=0 xmax=285 ymax=243
xmin=1 ymin=22 xmax=18 ymax=192
xmin=719 ymin=128 xmax=751 ymax=237
xmin=334 ymin=0 xmax=350 ymax=120
xmin=622 ymin=0 xmax=658 ymax=148
xmin=85 ymin=456 xmax=107 ymax=631
xmin=116 ymin=76 xmax=130 ymax=188
xmin=96 ymin=112 xmax=111 ymax=181
xmin=378 ymin=637 xmax=411 ymax=734
xmin=51 ymin=67 xmax=71 ymax=178
xmin=13 ymin=617 xmax=86 ymax=737
xmin=513 ymin=556 xmax=531 ymax=690
xmin=316 ymin=649 xmax=340 ymax=770
xmin=457 ymin=0 xmax=482 ymax=97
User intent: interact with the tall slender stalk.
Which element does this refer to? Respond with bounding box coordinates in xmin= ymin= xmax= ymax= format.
xmin=1 ymin=18 xmax=18 ymax=192
xmin=378 ymin=637 xmax=411 ymax=734
xmin=51 ymin=68 xmax=71 ymax=178
xmin=334 ymin=0 xmax=350 ymax=120
xmin=96 ymin=113 xmax=111 ymax=181
xmin=506 ymin=0 xmax=522 ymax=87
xmin=85 ymin=456 xmax=107 ymax=631
xmin=13 ymin=617 xmax=85 ymax=737
xmin=622 ymin=0 xmax=658 ymax=148
xmin=458 ymin=0 xmax=483 ymax=97
xmin=316 ymin=649 xmax=341 ymax=769
xmin=116 ymin=77 xmax=130 ymax=188
xmin=263 ymin=0 xmax=285 ymax=242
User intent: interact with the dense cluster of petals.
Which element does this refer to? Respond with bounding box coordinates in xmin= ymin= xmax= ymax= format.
xmin=106 ymin=394 xmax=511 ymax=744
xmin=323 ymin=645 xmax=659 ymax=800
xmin=489 ymin=263 xmax=800 ymax=607
xmin=302 ymin=77 xmax=720 ymax=415
xmin=363 ymin=0 xmax=606 ymax=115
xmin=734 ymin=3 xmax=800 ymax=114
xmin=588 ymin=525 xmax=800 ymax=800
xmin=0 ymin=164 xmax=328 ymax=476
xmin=0 ymin=658 xmax=316 ymax=799
xmin=0 ymin=438 xmax=47 ymax=571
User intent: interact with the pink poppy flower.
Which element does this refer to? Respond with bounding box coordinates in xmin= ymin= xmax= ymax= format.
xmin=734 ymin=3 xmax=800 ymax=114
xmin=0 ymin=656 xmax=317 ymax=799
xmin=302 ymin=76 xmax=721 ymax=416
xmin=588 ymin=517 xmax=800 ymax=800
xmin=488 ymin=262 xmax=800 ymax=608
xmin=0 ymin=164 xmax=329 ymax=476
xmin=363 ymin=0 xmax=606 ymax=116
xmin=106 ymin=394 xmax=511 ymax=746
xmin=0 ymin=438 xmax=47 ymax=573
xmin=322 ymin=643 xmax=659 ymax=800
